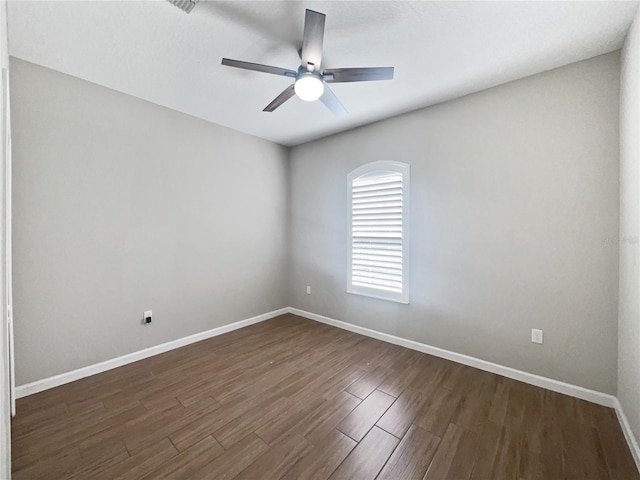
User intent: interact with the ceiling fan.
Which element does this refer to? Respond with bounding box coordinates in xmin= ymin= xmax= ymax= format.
xmin=221 ymin=9 xmax=394 ymax=116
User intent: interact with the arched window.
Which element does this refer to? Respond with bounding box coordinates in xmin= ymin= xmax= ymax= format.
xmin=347 ymin=161 xmax=410 ymax=304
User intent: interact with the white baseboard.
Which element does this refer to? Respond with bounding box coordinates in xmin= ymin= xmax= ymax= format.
xmin=287 ymin=307 xmax=617 ymax=408
xmin=614 ymin=398 xmax=640 ymax=473
xmin=15 ymin=308 xmax=289 ymax=399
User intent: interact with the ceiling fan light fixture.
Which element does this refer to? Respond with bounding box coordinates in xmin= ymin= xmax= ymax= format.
xmin=294 ymin=73 xmax=324 ymax=101
xmin=221 ymin=9 xmax=393 ymax=114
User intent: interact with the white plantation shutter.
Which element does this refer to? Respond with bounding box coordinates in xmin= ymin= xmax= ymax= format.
xmin=348 ymin=162 xmax=410 ymax=303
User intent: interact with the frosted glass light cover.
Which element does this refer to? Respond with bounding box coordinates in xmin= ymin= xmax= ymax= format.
xmin=294 ymin=75 xmax=324 ymax=101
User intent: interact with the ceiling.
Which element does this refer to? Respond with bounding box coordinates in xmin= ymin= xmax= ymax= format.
xmin=7 ymin=1 xmax=639 ymax=146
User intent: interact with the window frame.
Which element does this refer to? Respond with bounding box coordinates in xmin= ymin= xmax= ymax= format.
xmin=347 ymin=161 xmax=410 ymax=304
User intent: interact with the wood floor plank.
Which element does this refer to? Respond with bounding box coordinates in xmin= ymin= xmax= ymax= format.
xmin=449 ymin=370 xmax=498 ymax=434
xmin=377 ymin=364 xmax=420 ymax=398
xmin=11 ymin=314 xmax=639 ymax=480
xmin=561 ymin=418 xmax=610 ymax=479
xmin=413 ymin=384 xmax=461 ymax=437
xmin=328 ymin=426 xmax=399 ymax=480
xmin=10 ymin=401 xmax=67 ymax=430
xmin=13 ymin=403 xmax=148 ymax=464
xmin=301 ymin=392 xmax=362 ymax=446
xmin=596 ymin=409 xmax=640 ymax=480
xmin=286 ymin=367 xmax=343 ymax=404
xmin=170 ymin=377 xmax=298 ymax=451
xmin=64 ymin=450 xmax=131 ymax=480
xmin=12 ymin=447 xmax=83 ymax=480
xmin=281 ymin=429 xmax=357 ymax=480
xmin=124 ymin=396 xmax=221 ymax=454
xmin=74 ymin=400 xmax=181 ymax=457
xmin=345 ymin=365 xmax=393 ymax=400
xmin=470 ymin=421 xmax=520 ymax=480
xmin=519 ymin=387 xmax=544 ymax=455
xmin=234 ymin=433 xmax=314 ymax=480
xmin=314 ymin=364 xmax=367 ymax=400
xmin=377 ymin=424 xmax=441 ymax=480
xmin=423 ymin=422 xmax=478 ymax=480
xmin=182 ymin=433 xmax=270 ymax=480
xmin=502 ymin=380 xmax=528 ymax=432
xmin=78 ymin=436 xmax=129 ymax=466
xmin=213 ymin=395 xmax=292 ymax=449
xmin=75 ymin=438 xmax=178 ymax=480
xmin=214 ymin=358 xmax=299 ymax=405
xmin=376 ymin=387 xmax=430 ymax=439
xmin=336 ymin=389 xmax=396 ymax=442
xmin=254 ymin=390 xmax=326 ymax=445
xmin=12 ymin=400 xmax=107 ymax=444
xmin=429 ymin=359 xmax=468 ymax=391
xmin=518 ymin=448 xmax=545 ymax=480
xmin=139 ymin=435 xmax=224 ymax=480
xmin=536 ymin=391 xmax=565 ymax=479
xmin=168 ymin=399 xmax=248 ymax=452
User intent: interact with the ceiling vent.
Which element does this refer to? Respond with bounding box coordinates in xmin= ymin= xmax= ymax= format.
xmin=167 ymin=0 xmax=198 ymax=14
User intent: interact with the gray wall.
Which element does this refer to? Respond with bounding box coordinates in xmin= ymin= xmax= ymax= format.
xmin=11 ymin=58 xmax=289 ymax=385
xmin=289 ymin=53 xmax=621 ymax=394
xmin=619 ymin=5 xmax=640 ymax=452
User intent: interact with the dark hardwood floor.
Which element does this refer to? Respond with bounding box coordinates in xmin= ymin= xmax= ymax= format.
xmin=11 ymin=314 xmax=640 ymax=479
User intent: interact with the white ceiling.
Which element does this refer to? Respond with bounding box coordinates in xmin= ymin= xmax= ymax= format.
xmin=7 ymin=1 xmax=639 ymax=146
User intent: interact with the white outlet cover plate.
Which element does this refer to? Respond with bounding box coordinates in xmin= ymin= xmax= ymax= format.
xmin=531 ymin=328 xmax=543 ymax=344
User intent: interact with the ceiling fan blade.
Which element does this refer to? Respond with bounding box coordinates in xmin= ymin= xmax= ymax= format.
xmin=323 ymin=67 xmax=394 ymax=83
xmin=301 ymin=9 xmax=325 ymax=70
xmin=263 ymin=84 xmax=296 ymax=112
xmin=221 ymin=58 xmax=297 ymax=78
xmin=319 ymin=83 xmax=347 ymax=116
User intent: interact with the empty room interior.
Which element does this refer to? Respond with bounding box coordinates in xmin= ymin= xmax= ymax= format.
xmin=1 ymin=0 xmax=640 ymax=478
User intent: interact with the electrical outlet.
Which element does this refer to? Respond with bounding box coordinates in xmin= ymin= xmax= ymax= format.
xmin=306 ymin=286 xmax=311 ymax=295
xmin=531 ymin=328 xmax=543 ymax=344
xmin=143 ymin=310 xmax=152 ymax=325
